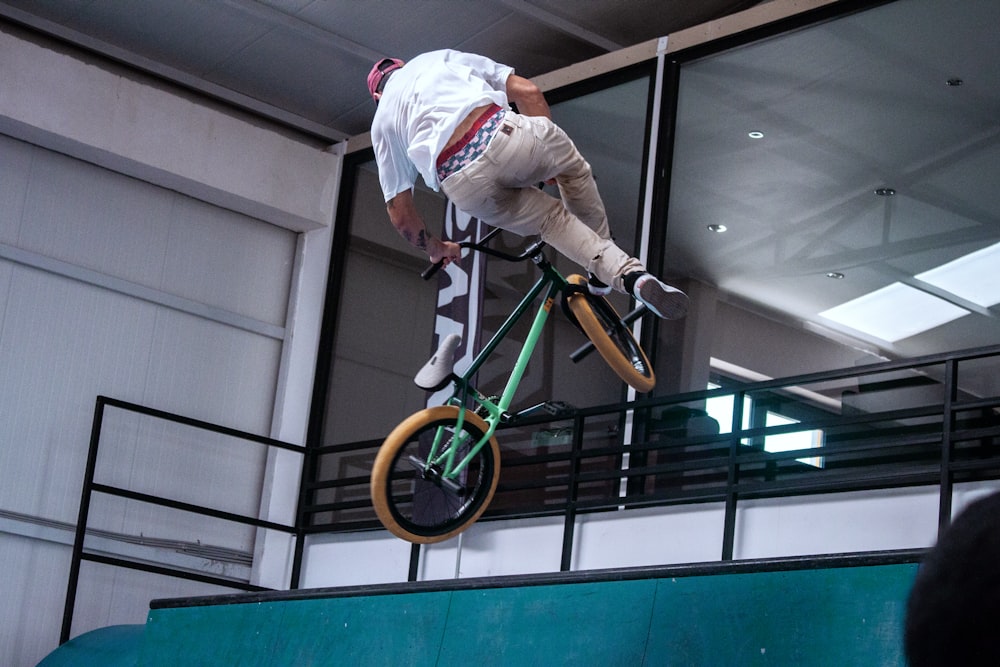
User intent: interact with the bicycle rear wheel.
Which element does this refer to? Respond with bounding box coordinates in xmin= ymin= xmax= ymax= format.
xmin=566 ymin=274 xmax=656 ymax=393
xmin=370 ymin=405 xmax=500 ymax=543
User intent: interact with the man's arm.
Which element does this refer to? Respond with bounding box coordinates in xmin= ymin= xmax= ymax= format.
xmin=386 ymin=190 xmax=461 ymax=265
xmin=506 ymin=74 xmax=551 ymax=119
xmin=505 ymin=74 xmax=556 ymax=185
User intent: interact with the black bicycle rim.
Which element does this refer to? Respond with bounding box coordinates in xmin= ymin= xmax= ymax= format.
xmin=384 ymin=417 xmax=494 ymax=538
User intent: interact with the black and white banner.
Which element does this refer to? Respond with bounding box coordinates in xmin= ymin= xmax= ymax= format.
xmin=427 ymin=203 xmax=487 ymax=407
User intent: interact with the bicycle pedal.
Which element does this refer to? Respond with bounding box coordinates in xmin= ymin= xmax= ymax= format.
xmin=543 ymin=401 xmax=574 ymax=415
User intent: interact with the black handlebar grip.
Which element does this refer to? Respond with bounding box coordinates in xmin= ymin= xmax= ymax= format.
xmin=421 ymin=261 xmax=444 ymax=280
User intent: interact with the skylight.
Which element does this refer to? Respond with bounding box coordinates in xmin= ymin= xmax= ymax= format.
xmin=915 ymin=241 xmax=1000 ymax=308
xmin=819 ymin=282 xmax=969 ymax=342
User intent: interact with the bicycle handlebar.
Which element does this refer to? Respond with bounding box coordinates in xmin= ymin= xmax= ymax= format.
xmin=421 ymin=229 xmax=547 ymax=281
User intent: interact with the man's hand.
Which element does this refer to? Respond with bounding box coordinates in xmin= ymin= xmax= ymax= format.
xmin=387 ymin=190 xmax=462 ymax=266
xmin=430 ymin=239 xmax=462 ymax=266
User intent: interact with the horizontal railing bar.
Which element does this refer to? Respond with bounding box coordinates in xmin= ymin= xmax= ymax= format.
xmin=91 ymin=483 xmax=297 ymax=534
xmin=98 ymin=396 xmax=307 ymax=454
xmin=80 ymin=552 xmax=271 ymax=592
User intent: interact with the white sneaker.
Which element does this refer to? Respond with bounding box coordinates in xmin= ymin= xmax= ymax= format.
xmin=632 ymin=273 xmax=689 ymax=319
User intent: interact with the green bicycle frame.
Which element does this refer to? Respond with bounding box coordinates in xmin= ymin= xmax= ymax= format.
xmin=424 ymin=255 xmax=571 ymax=482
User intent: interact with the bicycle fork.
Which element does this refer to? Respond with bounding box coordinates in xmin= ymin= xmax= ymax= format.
xmin=417 ymin=406 xmax=483 ymax=494
xmin=407 ymin=454 xmax=466 ymax=495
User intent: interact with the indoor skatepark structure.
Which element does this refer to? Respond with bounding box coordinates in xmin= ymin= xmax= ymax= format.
xmin=42 ymin=554 xmax=917 ymax=666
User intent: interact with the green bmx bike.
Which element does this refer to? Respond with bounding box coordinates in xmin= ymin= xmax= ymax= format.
xmin=370 ymin=227 xmax=654 ymax=543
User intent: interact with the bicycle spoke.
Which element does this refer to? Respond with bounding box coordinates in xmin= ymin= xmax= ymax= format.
xmin=371 ymin=407 xmax=499 ymax=542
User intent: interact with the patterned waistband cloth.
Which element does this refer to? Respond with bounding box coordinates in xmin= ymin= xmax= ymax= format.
xmin=436 ymin=104 xmax=506 ymax=182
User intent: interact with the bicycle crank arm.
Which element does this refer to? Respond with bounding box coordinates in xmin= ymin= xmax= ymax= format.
xmin=511 ymin=400 xmax=575 ymax=420
xmin=622 ymin=303 xmax=648 ymax=326
xmin=407 ymin=455 xmax=466 ymax=496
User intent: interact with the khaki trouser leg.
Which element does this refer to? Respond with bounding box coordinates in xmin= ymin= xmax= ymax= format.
xmin=441 ymin=111 xmax=645 ymax=292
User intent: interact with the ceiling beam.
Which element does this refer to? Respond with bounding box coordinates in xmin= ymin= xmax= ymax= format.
xmin=495 ymin=0 xmax=622 ymax=51
xmin=222 ymin=0 xmax=384 ymax=64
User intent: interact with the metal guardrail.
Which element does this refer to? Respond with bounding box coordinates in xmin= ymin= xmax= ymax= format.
xmin=302 ymin=345 xmax=1000 ymax=570
xmin=60 ymin=396 xmax=306 ymax=643
xmin=60 ymin=346 xmax=1000 ymax=640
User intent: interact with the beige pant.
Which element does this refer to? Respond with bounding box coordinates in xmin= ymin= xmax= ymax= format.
xmin=440 ymin=110 xmax=644 ymax=292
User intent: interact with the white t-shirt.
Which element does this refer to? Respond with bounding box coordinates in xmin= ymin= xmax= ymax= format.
xmin=370 ymin=50 xmax=514 ymax=201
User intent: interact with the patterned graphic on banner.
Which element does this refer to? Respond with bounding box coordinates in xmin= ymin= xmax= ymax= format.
xmin=427 ymin=202 xmax=486 ymax=408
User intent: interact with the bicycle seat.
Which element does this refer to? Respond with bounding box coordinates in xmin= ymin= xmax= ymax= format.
xmin=414 ymin=333 xmax=461 ymax=391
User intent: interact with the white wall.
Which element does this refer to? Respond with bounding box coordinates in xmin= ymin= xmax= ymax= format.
xmin=0 ymin=25 xmax=338 ymax=667
xmin=300 ymin=480 xmax=1000 ymax=589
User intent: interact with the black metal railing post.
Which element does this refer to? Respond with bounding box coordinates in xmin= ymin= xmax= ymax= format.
xmin=937 ymin=358 xmax=959 ymax=535
xmin=721 ymin=389 xmax=746 ymax=561
xmin=60 ymin=395 xmax=107 ymax=644
xmin=560 ymin=414 xmax=586 ymax=571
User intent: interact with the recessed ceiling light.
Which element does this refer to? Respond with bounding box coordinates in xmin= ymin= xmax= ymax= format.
xmin=748 ymin=131 xmax=764 ymax=139
xmin=874 ymin=187 xmax=896 ymax=196
xmin=826 ymin=272 xmax=845 ymax=279
xmin=707 ymin=224 xmax=727 ymax=233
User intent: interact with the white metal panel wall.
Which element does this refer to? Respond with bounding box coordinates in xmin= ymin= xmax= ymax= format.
xmin=0 ymin=535 xmax=72 ymax=665
xmin=298 ymin=484 xmax=990 ymax=589
xmin=0 ymin=133 xmax=297 ymax=664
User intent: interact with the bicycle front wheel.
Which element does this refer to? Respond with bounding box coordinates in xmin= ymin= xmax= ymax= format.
xmin=566 ymin=274 xmax=656 ymax=393
xmin=370 ymin=405 xmax=500 ymax=544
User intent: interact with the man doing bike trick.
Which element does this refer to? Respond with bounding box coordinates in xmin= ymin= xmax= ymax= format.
xmin=367 ymin=49 xmax=688 ymax=320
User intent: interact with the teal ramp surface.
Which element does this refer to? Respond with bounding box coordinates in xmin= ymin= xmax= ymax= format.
xmin=36 ymin=624 xmax=144 ymax=667
xmin=131 ymin=560 xmax=917 ymax=666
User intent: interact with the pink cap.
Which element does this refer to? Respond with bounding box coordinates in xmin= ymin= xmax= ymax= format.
xmin=367 ymin=58 xmax=405 ymax=101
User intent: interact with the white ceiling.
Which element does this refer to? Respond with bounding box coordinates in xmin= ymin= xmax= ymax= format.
xmin=665 ymin=0 xmax=1000 ymax=368
xmin=0 ymin=0 xmax=762 ymax=141
xmin=1 ymin=0 xmax=998 ymax=374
